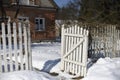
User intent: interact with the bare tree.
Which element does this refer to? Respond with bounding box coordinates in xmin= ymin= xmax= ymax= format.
xmin=0 ymin=0 xmax=20 ymax=22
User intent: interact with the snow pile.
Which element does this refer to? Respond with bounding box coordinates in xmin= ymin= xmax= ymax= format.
xmin=0 ymin=70 xmax=68 ymax=80
xmin=83 ymin=57 xmax=120 ymax=80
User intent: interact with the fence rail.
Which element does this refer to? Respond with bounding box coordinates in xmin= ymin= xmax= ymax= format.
xmin=0 ymin=22 xmax=32 ymax=73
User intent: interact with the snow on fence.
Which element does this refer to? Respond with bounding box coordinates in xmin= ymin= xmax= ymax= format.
xmin=61 ymin=25 xmax=89 ymax=77
xmin=0 ymin=21 xmax=32 ymax=73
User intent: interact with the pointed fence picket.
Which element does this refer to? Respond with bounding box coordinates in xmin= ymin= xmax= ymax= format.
xmin=0 ymin=21 xmax=32 ymax=73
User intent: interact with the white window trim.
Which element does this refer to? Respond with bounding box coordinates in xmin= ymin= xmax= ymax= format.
xmin=35 ymin=18 xmax=45 ymax=31
xmin=12 ymin=0 xmax=36 ymax=6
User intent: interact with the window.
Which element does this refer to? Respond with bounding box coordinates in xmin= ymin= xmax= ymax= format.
xmin=35 ymin=18 xmax=45 ymax=31
xmin=29 ymin=0 xmax=35 ymax=5
xmin=19 ymin=0 xmax=29 ymax=5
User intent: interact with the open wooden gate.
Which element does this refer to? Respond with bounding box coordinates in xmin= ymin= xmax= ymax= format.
xmin=61 ymin=25 xmax=89 ymax=77
xmin=0 ymin=21 xmax=32 ymax=73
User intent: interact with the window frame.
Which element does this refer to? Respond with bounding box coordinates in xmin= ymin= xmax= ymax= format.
xmin=19 ymin=0 xmax=30 ymax=5
xmin=35 ymin=18 xmax=45 ymax=31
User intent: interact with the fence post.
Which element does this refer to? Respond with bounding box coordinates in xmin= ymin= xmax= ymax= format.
xmin=13 ymin=22 xmax=19 ymax=71
xmin=26 ymin=20 xmax=32 ymax=70
xmin=7 ymin=22 xmax=13 ymax=72
xmin=61 ymin=24 xmax=65 ymax=71
xmin=0 ymin=31 xmax=2 ymax=72
xmin=23 ymin=23 xmax=29 ymax=70
xmin=2 ymin=23 xmax=8 ymax=72
xmin=18 ymin=22 xmax=24 ymax=70
xmin=83 ymin=29 xmax=89 ymax=76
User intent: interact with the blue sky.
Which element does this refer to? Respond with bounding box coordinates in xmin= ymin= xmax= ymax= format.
xmin=54 ymin=0 xmax=71 ymax=7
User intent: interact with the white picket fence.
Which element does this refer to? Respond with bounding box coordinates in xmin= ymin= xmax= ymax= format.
xmin=0 ymin=22 xmax=32 ymax=73
xmin=88 ymin=24 xmax=120 ymax=58
xmin=61 ymin=25 xmax=89 ymax=77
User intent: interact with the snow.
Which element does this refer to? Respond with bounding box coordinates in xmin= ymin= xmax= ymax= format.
xmin=0 ymin=70 xmax=66 ymax=80
xmin=32 ymin=42 xmax=61 ymax=73
xmin=1 ymin=42 xmax=120 ymax=80
xmin=82 ymin=57 xmax=120 ymax=80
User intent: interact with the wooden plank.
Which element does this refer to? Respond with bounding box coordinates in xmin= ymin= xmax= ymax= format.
xmin=64 ymin=33 xmax=84 ymax=37
xmin=0 ymin=36 xmax=2 ymax=72
xmin=78 ymin=27 xmax=83 ymax=75
xmin=61 ymin=25 xmax=65 ymax=70
xmin=63 ymin=59 xmax=85 ymax=66
xmin=75 ymin=25 xmax=80 ymax=74
xmin=66 ymin=26 xmax=71 ymax=72
xmin=116 ymin=30 xmax=119 ymax=56
xmin=68 ymin=26 xmax=72 ymax=72
xmin=119 ymin=30 xmax=120 ymax=56
xmin=71 ymin=26 xmax=75 ymax=74
xmin=7 ymin=22 xmax=13 ymax=72
xmin=74 ymin=25 xmax=78 ymax=74
xmin=13 ymin=22 xmax=19 ymax=71
xmin=2 ymin=23 xmax=7 ymax=72
xmin=70 ymin=26 xmax=73 ymax=73
xmin=65 ymin=27 xmax=69 ymax=72
xmin=18 ymin=22 xmax=24 ymax=70
xmin=77 ymin=26 xmax=81 ymax=75
xmin=23 ymin=23 xmax=29 ymax=70
xmin=72 ymin=25 xmax=75 ymax=74
xmin=82 ymin=30 xmax=89 ymax=76
xmin=0 ymin=35 xmax=1 ymax=49
xmin=27 ymin=21 xmax=32 ymax=70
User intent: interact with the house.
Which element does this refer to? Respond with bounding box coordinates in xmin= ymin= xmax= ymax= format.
xmin=0 ymin=0 xmax=58 ymax=42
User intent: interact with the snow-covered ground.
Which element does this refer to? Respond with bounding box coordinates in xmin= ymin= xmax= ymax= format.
xmin=0 ymin=70 xmax=64 ymax=80
xmin=0 ymin=42 xmax=120 ymax=80
xmin=32 ymin=42 xmax=61 ymax=73
xmin=82 ymin=57 xmax=120 ymax=80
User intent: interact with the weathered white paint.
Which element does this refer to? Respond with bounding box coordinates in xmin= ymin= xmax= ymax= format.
xmin=89 ymin=24 xmax=120 ymax=58
xmin=0 ymin=21 xmax=32 ymax=73
xmin=61 ymin=25 xmax=89 ymax=77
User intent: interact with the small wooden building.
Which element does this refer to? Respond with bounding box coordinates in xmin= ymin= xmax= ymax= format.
xmin=0 ymin=0 xmax=58 ymax=42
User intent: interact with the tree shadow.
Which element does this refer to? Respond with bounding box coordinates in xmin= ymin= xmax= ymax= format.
xmin=41 ymin=58 xmax=61 ymax=73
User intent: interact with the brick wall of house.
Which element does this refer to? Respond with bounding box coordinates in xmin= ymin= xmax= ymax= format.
xmin=2 ymin=6 xmax=57 ymax=42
